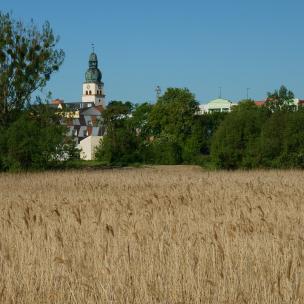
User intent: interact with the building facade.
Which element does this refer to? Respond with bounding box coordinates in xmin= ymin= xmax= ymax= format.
xmin=199 ymin=98 xmax=237 ymax=114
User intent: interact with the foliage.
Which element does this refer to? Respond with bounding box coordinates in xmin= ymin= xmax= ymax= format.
xmin=95 ymin=101 xmax=139 ymax=164
xmin=259 ymin=111 xmax=304 ymax=168
xmin=211 ymin=102 xmax=269 ymax=169
xmin=0 ymin=12 xmax=64 ymax=126
xmin=0 ymin=104 xmax=78 ymax=171
xmin=148 ymin=88 xmax=199 ymax=142
xmin=265 ymin=85 xmax=296 ymax=112
xmin=147 ymin=88 xmax=202 ymax=164
xmin=0 ymin=12 xmax=70 ymax=171
xmin=211 ymin=92 xmax=304 ymax=169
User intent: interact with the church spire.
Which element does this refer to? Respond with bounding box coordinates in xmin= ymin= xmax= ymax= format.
xmin=85 ymin=50 xmax=101 ymax=83
xmin=82 ymin=48 xmax=105 ymax=108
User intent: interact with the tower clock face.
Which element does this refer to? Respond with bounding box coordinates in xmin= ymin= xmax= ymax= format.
xmin=86 ymin=85 xmax=90 ymax=89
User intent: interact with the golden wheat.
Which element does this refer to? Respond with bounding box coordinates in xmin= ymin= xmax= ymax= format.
xmin=0 ymin=166 xmax=304 ymax=303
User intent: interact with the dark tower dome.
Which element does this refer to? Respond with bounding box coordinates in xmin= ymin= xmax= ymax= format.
xmin=85 ymin=52 xmax=102 ymax=83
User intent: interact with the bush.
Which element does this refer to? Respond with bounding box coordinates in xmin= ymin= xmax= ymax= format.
xmin=1 ymin=106 xmax=78 ymax=171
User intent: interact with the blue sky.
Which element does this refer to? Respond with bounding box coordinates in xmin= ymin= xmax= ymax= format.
xmin=2 ymin=0 xmax=304 ymax=103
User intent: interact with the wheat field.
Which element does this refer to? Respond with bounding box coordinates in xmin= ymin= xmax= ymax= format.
xmin=0 ymin=166 xmax=304 ymax=303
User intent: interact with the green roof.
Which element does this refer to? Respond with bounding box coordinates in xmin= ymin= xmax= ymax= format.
xmin=85 ymin=52 xmax=102 ymax=83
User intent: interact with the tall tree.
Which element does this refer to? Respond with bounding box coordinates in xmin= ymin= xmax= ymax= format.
xmin=0 ymin=12 xmax=64 ymax=126
xmin=149 ymin=88 xmax=199 ymax=143
xmin=265 ymin=85 xmax=295 ymax=112
xmin=95 ymin=101 xmax=138 ymax=164
xmin=211 ymin=102 xmax=269 ymax=169
xmin=148 ymin=88 xmax=199 ymax=163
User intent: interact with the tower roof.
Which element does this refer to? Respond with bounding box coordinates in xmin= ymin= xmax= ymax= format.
xmin=89 ymin=52 xmax=98 ymax=63
xmin=85 ymin=52 xmax=102 ymax=83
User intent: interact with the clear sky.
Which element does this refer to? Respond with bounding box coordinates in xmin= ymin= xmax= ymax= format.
xmin=2 ymin=0 xmax=304 ymax=103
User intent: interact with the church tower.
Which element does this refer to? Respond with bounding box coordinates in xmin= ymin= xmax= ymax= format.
xmin=82 ymin=51 xmax=105 ymax=108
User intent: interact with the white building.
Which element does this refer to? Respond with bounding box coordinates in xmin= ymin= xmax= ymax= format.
xmin=79 ymin=136 xmax=102 ymax=160
xmin=199 ymin=98 xmax=237 ymax=114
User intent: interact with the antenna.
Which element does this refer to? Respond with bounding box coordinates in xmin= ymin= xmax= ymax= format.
xmin=91 ymin=43 xmax=95 ymax=53
xmin=218 ymin=86 xmax=222 ymax=98
xmin=246 ymin=88 xmax=250 ymax=100
xmin=155 ymin=85 xmax=161 ymax=100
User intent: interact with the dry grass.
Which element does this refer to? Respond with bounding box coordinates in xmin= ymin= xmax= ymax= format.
xmin=0 ymin=166 xmax=304 ymax=303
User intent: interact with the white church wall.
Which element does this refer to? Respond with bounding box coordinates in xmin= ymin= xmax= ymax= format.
xmin=78 ymin=136 xmax=102 ymax=160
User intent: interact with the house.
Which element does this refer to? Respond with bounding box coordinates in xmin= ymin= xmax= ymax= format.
xmin=199 ymin=98 xmax=237 ymax=114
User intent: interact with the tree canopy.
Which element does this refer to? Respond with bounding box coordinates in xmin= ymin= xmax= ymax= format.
xmin=0 ymin=12 xmax=65 ymax=126
xmin=0 ymin=12 xmax=78 ymax=171
xmin=265 ymin=85 xmax=296 ymax=112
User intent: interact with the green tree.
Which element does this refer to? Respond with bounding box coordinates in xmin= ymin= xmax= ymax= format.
xmin=0 ymin=104 xmax=78 ymax=170
xmin=95 ymin=101 xmax=138 ymax=164
xmin=265 ymin=85 xmax=295 ymax=112
xmin=259 ymin=112 xmax=287 ymax=167
xmin=282 ymin=111 xmax=304 ymax=167
xmin=148 ymin=88 xmax=199 ymax=163
xmin=196 ymin=112 xmax=227 ymax=155
xmin=260 ymin=111 xmax=304 ymax=168
xmin=0 ymin=12 xmax=64 ymax=126
xmin=128 ymin=102 xmax=153 ymax=163
xmin=211 ymin=102 xmax=268 ymax=169
xmin=149 ymin=88 xmax=199 ymax=141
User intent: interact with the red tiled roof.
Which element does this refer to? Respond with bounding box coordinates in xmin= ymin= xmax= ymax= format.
xmin=255 ymin=101 xmax=265 ymax=106
xmin=51 ymin=99 xmax=64 ymax=105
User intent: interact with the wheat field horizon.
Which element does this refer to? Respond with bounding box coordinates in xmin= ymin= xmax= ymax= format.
xmin=0 ymin=166 xmax=303 ymax=303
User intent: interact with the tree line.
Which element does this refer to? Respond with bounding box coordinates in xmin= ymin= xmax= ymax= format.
xmin=2 ymin=12 xmax=304 ymax=171
xmin=96 ymin=86 xmax=304 ymax=169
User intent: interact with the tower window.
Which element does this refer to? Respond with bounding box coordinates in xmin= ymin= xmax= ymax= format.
xmin=89 ymin=90 xmax=92 ymax=95
xmin=86 ymin=90 xmax=88 ymax=95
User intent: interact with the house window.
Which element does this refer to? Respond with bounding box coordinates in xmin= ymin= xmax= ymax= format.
xmin=83 ymin=130 xmax=88 ymax=137
xmin=72 ymin=129 xmax=77 ymax=136
xmin=88 ymin=120 xmax=92 ymax=126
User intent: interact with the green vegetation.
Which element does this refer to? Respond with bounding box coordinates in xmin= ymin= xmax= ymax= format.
xmin=96 ymin=88 xmax=226 ymax=166
xmin=96 ymin=86 xmax=304 ymax=170
xmin=2 ymin=12 xmax=304 ymax=171
xmin=0 ymin=12 xmax=77 ymax=171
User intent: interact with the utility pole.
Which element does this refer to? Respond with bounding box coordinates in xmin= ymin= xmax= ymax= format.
xmin=218 ymin=86 xmax=222 ymax=98
xmin=155 ymin=85 xmax=161 ymax=100
xmin=246 ymin=88 xmax=250 ymax=100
